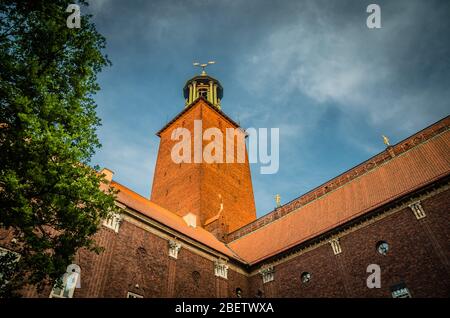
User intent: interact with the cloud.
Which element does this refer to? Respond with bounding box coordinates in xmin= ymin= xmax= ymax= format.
xmin=88 ymin=0 xmax=450 ymax=215
xmin=87 ymin=0 xmax=112 ymax=13
xmin=92 ymin=121 xmax=157 ymax=198
xmin=237 ymin=0 xmax=450 ymax=134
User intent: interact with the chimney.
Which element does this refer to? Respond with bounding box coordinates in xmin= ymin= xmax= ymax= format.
xmin=183 ymin=213 xmax=197 ymax=228
xmin=100 ymin=168 xmax=114 ymax=183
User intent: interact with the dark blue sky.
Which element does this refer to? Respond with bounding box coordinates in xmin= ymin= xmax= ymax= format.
xmin=87 ymin=0 xmax=450 ymax=217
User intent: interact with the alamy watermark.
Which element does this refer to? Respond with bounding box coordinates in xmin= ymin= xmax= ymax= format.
xmin=170 ymin=120 xmax=279 ymax=174
xmin=66 ymin=4 xmax=80 ymax=29
xmin=366 ymin=264 xmax=381 ymax=288
xmin=366 ymin=4 xmax=381 ymax=29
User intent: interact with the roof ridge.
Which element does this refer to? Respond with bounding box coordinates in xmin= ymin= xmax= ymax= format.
xmin=156 ymin=97 xmax=240 ymax=136
xmin=227 ymin=115 xmax=450 ymax=242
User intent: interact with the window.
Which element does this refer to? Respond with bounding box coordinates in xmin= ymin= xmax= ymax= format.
xmin=376 ymin=241 xmax=389 ymax=255
xmin=168 ymin=240 xmax=181 ymax=259
xmin=0 ymin=247 xmax=21 ymax=288
xmin=198 ymin=88 xmax=208 ymax=98
xmin=49 ymin=266 xmax=80 ymax=298
xmin=330 ymin=238 xmax=342 ymax=255
xmin=260 ymin=266 xmax=274 ymax=284
xmin=214 ymin=259 xmax=229 ymax=279
xmin=127 ymin=291 xmax=143 ymax=298
xmin=391 ymin=283 xmax=412 ymax=298
xmin=50 ymin=281 xmax=73 ymax=298
xmin=409 ymin=201 xmax=426 ymax=219
xmin=301 ymin=272 xmax=311 ymax=284
xmin=103 ymin=213 xmax=121 ymax=233
xmin=192 ymin=271 xmax=201 ymax=287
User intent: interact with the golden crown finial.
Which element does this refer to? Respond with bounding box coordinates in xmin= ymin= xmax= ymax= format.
xmin=275 ymin=194 xmax=281 ymax=208
xmin=382 ymin=135 xmax=390 ymax=147
xmin=193 ymin=61 xmax=216 ymax=76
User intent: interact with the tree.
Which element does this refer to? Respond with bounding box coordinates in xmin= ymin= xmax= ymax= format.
xmin=0 ymin=0 xmax=117 ymax=297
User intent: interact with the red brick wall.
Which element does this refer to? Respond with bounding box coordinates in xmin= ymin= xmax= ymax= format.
xmin=73 ymin=219 xmax=249 ymax=298
xmin=151 ymin=103 xmax=202 ymax=221
xmin=151 ymin=100 xmax=257 ymax=233
xmin=66 ymin=220 xmax=170 ymax=298
xmin=227 ymin=269 xmax=249 ymax=298
xmin=2 ymin=186 xmax=448 ymax=298
xmin=248 ymin=187 xmax=450 ymax=298
xmin=173 ymin=247 xmax=216 ymax=297
xmin=1 ymin=215 xmax=248 ymax=298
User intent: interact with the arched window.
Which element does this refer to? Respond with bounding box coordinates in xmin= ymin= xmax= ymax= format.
xmin=235 ymin=288 xmax=242 ymax=298
xmin=198 ymin=88 xmax=208 ymax=98
xmin=192 ymin=271 xmax=201 ymax=287
xmin=49 ymin=264 xmax=81 ymax=298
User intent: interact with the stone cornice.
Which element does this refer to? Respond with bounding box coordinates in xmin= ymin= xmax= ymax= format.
xmin=119 ymin=206 xmax=250 ymax=276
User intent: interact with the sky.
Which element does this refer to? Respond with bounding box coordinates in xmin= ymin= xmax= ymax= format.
xmin=86 ymin=0 xmax=450 ymax=217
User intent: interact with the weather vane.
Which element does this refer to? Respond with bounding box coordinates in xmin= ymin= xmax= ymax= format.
xmin=193 ymin=61 xmax=216 ymax=76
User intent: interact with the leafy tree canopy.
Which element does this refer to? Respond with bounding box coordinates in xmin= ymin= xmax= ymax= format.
xmin=0 ymin=0 xmax=117 ymax=297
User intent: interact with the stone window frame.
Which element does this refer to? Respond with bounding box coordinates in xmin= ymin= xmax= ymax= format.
xmin=329 ymin=238 xmax=342 ymax=255
xmin=168 ymin=239 xmax=182 ymax=259
xmin=259 ymin=265 xmax=275 ymax=284
xmin=214 ymin=259 xmax=229 ymax=279
xmin=49 ymin=265 xmax=81 ymax=299
xmin=126 ymin=291 xmax=144 ymax=298
xmin=102 ymin=212 xmax=122 ymax=233
xmin=409 ymin=200 xmax=426 ymax=219
xmin=391 ymin=283 xmax=412 ymax=298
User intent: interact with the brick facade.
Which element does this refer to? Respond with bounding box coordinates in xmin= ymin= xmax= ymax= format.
xmin=2 ymin=182 xmax=446 ymax=298
xmin=247 ymin=186 xmax=450 ymax=298
xmin=151 ymin=98 xmax=257 ymax=234
xmin=1 ymin=97 xmax=449 ymax=299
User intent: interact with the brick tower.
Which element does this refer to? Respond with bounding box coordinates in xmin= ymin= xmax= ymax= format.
xmin=150 ymin=65 xmax=256 ymax=239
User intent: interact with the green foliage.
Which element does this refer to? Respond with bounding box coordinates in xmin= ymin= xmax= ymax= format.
xmin=0 ymin=0 xmax=117 ymax=297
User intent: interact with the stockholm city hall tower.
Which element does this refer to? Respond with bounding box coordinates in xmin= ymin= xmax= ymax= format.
xmin=150 ymin=62 xmax=256 ymax=240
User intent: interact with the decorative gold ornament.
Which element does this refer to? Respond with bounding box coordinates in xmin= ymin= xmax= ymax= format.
xmin=193 ymin=61 xmax=216 ymax=76
xmin=275 ymin=194 xmax=281 ymax=208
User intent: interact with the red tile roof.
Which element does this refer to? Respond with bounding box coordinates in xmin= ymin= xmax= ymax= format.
xmin=105 ymin=116 xmax=449 ymax=265
xmin=227 ymin=116 xmax=450 ymax=242
xmin=228 ymin=119 xmax=450 ymax=264
xmin=110 ymin=181 xmax=242 ymax=260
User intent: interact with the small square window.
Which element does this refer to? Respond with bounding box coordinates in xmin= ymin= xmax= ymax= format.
xmin=127 ymin=291 xmax=143 ymax=298
xmin=390 ymin=283 xmax=411 ymax=298
xmin=103 ymin=213 xmax=121 ymax=233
